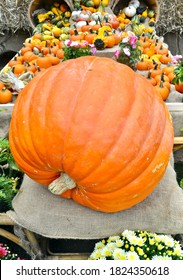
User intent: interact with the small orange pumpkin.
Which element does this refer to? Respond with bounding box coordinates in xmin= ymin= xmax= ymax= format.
xmin=159 ymin=54 xmax=172 ymax=64
xmin=0 ymin=88 xmax=13 ymax=104
xmin=9 ymin=57 xmax=174 ymax=213
xmin=36 ymin=56 xmax=52 ymax=69
xmin=136 ymin=59 xmax=149 ymax=71
xmin=146 ymin=71 xmax=157 ymax=86
xmin=0 ymin=81 xmax=5 ymax=90
xmin=154 ymin=72 xmax=170 ymax=84
xmin=84 ymin=32 xmax=97 ymax=44
xmin=175 ymin=82 xmax=183 ymax=93
xmin=155 ymin=81 xmax=170 ymax=101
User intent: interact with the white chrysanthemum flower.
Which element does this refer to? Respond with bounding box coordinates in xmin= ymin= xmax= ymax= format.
xmin=116 ymin=239 xmax=124 ymax=247
xmin=136 ymin=237 xmax=145 ymax=246
xmin=122 ymin=230 xmax=136 ymax=239
xmin=113 ymin=248 xmax=127 ymax=260
xmin=94 ymin=241 xmax=105 ymax=250
xmin=126 ymin=251 xmax=140 ymax=260
xmin=149 ymin=238 xmax=155 ymax=245
xmin=128 ymin=235 xmax=144 ymax=247
xmin=173 ymin=245 xmax=183 ymax=256
xmin=162 ymin=235 xmax=175 ymax=248
xmin=106 ymin=242 xmax=117 ymax=251
xmin=107 ymin=236 xmax=120 ymax=242
xmin=90 ymin=250 xmax=102 ymax=260
xmin=154 ymin=234 xmax=165 ymax=243
xmin=157 ymin=244 xmax=164 ymax=251
xmin=101 ymin=246 xmax=113 ymax=257
xmin=152 ymin=255 xmax=172 ymax=260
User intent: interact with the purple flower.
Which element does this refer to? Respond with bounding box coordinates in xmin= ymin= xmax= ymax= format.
xmin=65 ymin=40 xmax=80 ymax=48
xmin=123 ymin=47 xmax=131 ymax=56
xmin=81 ymin=41 xmax=89 ymax=47
xmin=129 ymin=34 xmax=137 ymax=48
xmin=91 ymin=47 xmax=97 ymax=55
xmin=172 ymin=55 xmax=182 ymax=64
xmin=114 ymin=49 xmax=121 ymax=59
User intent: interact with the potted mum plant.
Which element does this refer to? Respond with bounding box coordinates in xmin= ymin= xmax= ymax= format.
xmin=62 ymin=40 xmax=97 ymax=61
xmin=114 ymin=31 xmax=142 ymax=70
xmin=172 ymin=60 xmax=183 ymax=93
xmin=89 ymin=230 xmax=183 ymax=260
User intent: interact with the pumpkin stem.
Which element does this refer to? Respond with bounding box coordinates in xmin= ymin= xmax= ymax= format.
xmin=48 ymin=173 xmax=76 ymax=195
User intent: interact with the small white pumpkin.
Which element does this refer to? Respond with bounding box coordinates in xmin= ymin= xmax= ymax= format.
xmin=89 ymin=20 xmax=97 ymax=26
xmin=129 ymin=0 xmax=140 ymax=9
xmin=71 ymin=10 xmax=81 ymax=21
xmin=124 ymin=6 xmax=136 ymax=18
xmin=76 ymin=21 xmax=87 ymax=28
xmin=91 ymin=12 xmax=102 ymax=22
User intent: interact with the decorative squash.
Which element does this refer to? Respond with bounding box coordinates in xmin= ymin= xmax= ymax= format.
xmin=9 ymin=56 xmax=174 ymax=213
xmin=0 ymin=88 xmax=13 ymax=104
xmin=124 ymin=6 xmax=136 ymax=18
xmin=155 ymin=81 xmax=170 ymax=101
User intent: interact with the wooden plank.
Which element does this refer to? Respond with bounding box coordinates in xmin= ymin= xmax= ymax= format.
xmin=0 ymin=213 xmax=16 ymax=225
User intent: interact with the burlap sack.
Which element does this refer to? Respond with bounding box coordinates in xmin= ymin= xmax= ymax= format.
xmin=7 ymin=156 xmax=183 ymax=239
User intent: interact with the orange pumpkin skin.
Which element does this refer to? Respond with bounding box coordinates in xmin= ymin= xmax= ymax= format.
xmin=9 ymin=56 xmax=174 ymax=213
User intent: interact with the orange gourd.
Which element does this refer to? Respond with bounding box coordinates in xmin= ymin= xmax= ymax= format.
xmin=168 ymin=72 xmax=176 ymax=83
xmin=0 ymin=88 xmax=13 ymax=104
xmin=155 ymin=81 xmax=170 ymax=101
xmin=8 ymin=58 xmax=20 ymax=67
xmin=0 ymin=81 xmax=5 ymax=90
xmin=56 ymin=49 xmax=64 ymax=60
xmin=81 ymin=23 xmax=92 ymax=33
xmin=136 ymin=59 xmax=149 ymax=71
xmin=84 ymin=33 xmax=97 ymax=44
xmin=146 ymin=71 xmax=157 ymax=86
xmin=155 ymin=45 xmax=169 ymax=55
xmin=175 ymin=82 xmax=183 ymax=93
xmin=20 ymin=46 xmax=32 ymax=55
xmin=162 ymin=65 xmax=175 ymax=76
xmin=23 ymin=51 xmax=38 ymax=63
xmin=150 ymin=64 xmax=162 ymax=78
xmin=113 ymin=33 xmax=121 ymax=45
xmin=12 ymin=64 xmax=25 ymax=75
xmin=36 ymin=56 xmax=52 ymax=69
xmin=154 ymin=72 xmax=170 ymax=84
xmin=159 ymin=54 xmax=172 ymax=64
xmin=47 ymin=54 xmax=60 ymax=66
xmin=9 ymin=57 xmax=174 ymax=213
xmin=105 ymin=34 xmax=115 ymax=48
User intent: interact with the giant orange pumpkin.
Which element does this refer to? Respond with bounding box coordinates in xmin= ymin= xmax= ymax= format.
xmin=9 ymin=56 xmax=174 ymax=213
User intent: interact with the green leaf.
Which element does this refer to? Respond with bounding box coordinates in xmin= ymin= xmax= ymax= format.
xmin=180 ymin=179 xmax=183 ymax=189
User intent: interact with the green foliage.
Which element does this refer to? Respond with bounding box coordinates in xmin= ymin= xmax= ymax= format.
xmin=0 ymin=138 xmax=20 ymax=177
xmin=172 ymin=60 xmax=183 ymax=85
xmin=0 ymin=176 xmax=20 ymax=209
xmin=0 ymin=137 xmax=23 ymax=211
xmin=180 ymin=179 xmax=183 ymax=189
xmin=62 ymin=40 xmax=96 ymax=61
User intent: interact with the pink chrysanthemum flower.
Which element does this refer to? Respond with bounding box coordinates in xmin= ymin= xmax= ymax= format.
xmin=0 ymin=244 xmax=8 ymax=258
